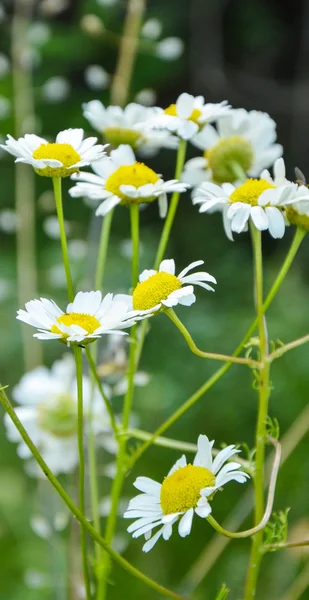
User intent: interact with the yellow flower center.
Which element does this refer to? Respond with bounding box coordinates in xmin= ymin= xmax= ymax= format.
xmin=32 ymin=143 xmax=81 ymax=178
xmin=105 ymin=162 xmax=159 ymax=205
xmin=132 ymin=272 xmax=182 ymax=310
xmin=103 ymin=127 xmax=143 ymax=149
xmin=206 ymin=135 xmax=254 ymax=184
xmin=51 ymin=313 xmax=101 ymax=338
xmin=286 ymin=207 xmax=309 ymax=232
xmin=164 ymin=104 xmax=202 ymax=124
xmin=229 ymin=179 xmax=275 ymax=206
xmin=38 ymin=394 xmax=77 ymax=437
xmin=160 ymin=464 xmax=215 ymax=515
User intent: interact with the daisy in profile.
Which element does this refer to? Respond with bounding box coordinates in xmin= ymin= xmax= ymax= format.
xmin=69 ymin=145 xmax=190 ymax=218
xmin=4 ymin=354 xmax=115 ymax=476
xmin=193 ymin=159 xmax=299 ymax=240
xmin=17 ymin=291 xmax=140 ymax=345
xmin=126 ymin=258 xmax=216 ymax=316
xmin=124 ymin=434 xmax=249 ymax=552
xmin=83 ymin=100 xmax=178 ymax=155
xmin=262 ymin=163 xmax=309 ymax=231
xmin=147 ymin=93 xmax=230 ymax=140
xmin=0 ymin=128 xmax=107 ymax=178
xmin=191 ymin=108 xmax=283 ymax=184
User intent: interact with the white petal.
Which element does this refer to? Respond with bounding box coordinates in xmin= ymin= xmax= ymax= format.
xmin=250 ymin=206 xmax=268 ymax=231
xmin=159 ymin=259 xmax=175 ymax=275
xmin=133 ymin=477 xmax=161 ymax=496
xmin=212 ymin=445 xmax=239 ymax=474
xmin=265 ymin=207 xmax=285 ymax=238
xmin=176 ymin=93 xmax=194 ymax=119
xmin=178 ymin=260 xmax=204 ymax=279
xmin=193 ymin=435 xmax=214 ymax=469
xmin=178 ymin=508 xmax=194 ymax=537
xmin=167 ymin=455 xmax=187 ymax=476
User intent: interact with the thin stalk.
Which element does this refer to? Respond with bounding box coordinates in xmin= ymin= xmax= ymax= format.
xmin=265 ymin=539 xmax=309 ymax=551
xmin=0 ymin=387 xmax=185 ymax=600
xmin=95 ymin=210 xmax=114 ymax=291
xmin=73 ymin=346 xmax=91 ymax=600
xmin=269 ymin=332 xmax=309 ymax=361
xmin=154 ymin=139 xmax=187 ymax=268
xmin=12 ymin=0 xmax=42 ymax=370
xmin=85 ymin=347 xmax=118 ymax=437
xmin=166 ymin=309 xmax=259 ymax=367
xmin=110 ymin=0 xmax=146 ymax=107
xmin=130 ymin=204 xmax=140 ymax=288
xmin=52 ymin=177 xmax=74 ymax=302
xmin=244 ymin=226 xmax=270 ymax=600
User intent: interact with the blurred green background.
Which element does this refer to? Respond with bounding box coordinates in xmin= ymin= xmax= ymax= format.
xmin=1 ymin=0 xmax=309 ymax=599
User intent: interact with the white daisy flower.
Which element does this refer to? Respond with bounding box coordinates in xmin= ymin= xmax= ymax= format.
xmin=0 ymin=128 xmax=107 ymax=178
xmin=17 ymin=290 xmax=140 ymax=345
xmin=193 ymin=159 xmax=298 ymax=240
xmin=124 ymin=258 xmax=216 ymax=316
xmin=83 ymin=100 xmax=178 ymax=154
xmin=181 ymin=156 xmax=212 ymax=191
xmin=147 ymin=93 xmax=231 ymax=140
xmin=124 ymin=434 xmax=249 ymax=552
xmin=192 ymin=108 xmax=283 ymax=183
xmin=284 ymin=185 xmax=309 ymax=231
xmin=69 ymin=145 xmax=190 ymax=218
xmin=4 ymin=354 xmax=115 ymax=476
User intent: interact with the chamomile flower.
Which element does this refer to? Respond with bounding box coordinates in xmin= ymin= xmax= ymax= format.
xmin=194 ymin=159 xmax=298 ymax=240
xmin=124 ymin=434 xmax=249 ymax=552
xmin=83 ymin=100 xmax=177 ymax=154
xmin=17 ymin=291 xmax=139 ymax=345
xmin=69 ymin=145 xmax=190 ymax=218
xmin=0 ymin=128 xmax=107 ymax=177
xmin=125 ymin=259 xmax=216 ymax=316
xmin=148 ymin=93 xmax=231 ymax=140
xmin=4 ymin=354 xmax=115 ymax=476
xmin=191 ymin=108 xmax=283 ymax=184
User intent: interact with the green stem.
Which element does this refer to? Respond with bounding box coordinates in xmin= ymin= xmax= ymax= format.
xmin=0 ymin=387 xmax=185 ymax=600
xmin=154 ymin=139 xmax=187 ymax=268
xmin=130 ymin=204 xmax=140 ymax=288
xmin=95 ymin=210 xmax=114 ymax=291
xmin=166 ymin=309 xmax=259 ymax=367
xmin=85 ymin=346 xmax=118 ymax=437
xmin=244 ymin=226 xmax=270 ymax=600
xmin=269 ymin=332 xmax=309 ymax=361
xmin=52 ymin=177 xmax=74 ymax=302
xmin=73 ymin=346 xmax=91 ymax=600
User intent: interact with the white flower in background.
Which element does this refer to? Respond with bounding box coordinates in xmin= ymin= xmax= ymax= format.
xmin=124 ymin=434 xmax=249 ymax=552
xmin=39 ymin=0 xmax=69 ymax=16
xmin=134 ymin=88 xmax=157 ymax=107
xmin=24 ymin=569 xmax=49 ymax=590
xmin=0 ymin=96 xmax=10 ymax=119
xmin=42 ymin=76 xmax=70 ymax=103
xmin=83 ymin=100 xmax=177 ymax=153
xmin=84 ymin=65 xmax=110 ymax=90
xmin=1 ymin=129 xmax=107 ymax=178
xmin=97 ymin=334 xmax=150 ymax=393
xmin=181 ymin=156 xmax=212 ymax=190
xmin=17 ymin=290 xmax=140 ymax=344
xmin=68 ymin=239 xmax=88 ymax=260
xmin=0 ymin=209 xmax=20 ymax=233
xmin=4 ymin=354 xmax=115 ymax=476
xmin=0 ymin=54 xmax=9 ymax=78
xmin=155 ymin=37 xmax=184 ymax=61
xmin=193 ymin=159 xmax=299 ymax=240
xmin=192 ymin=108 xmax=283 ymax=184
xmin=124 ymin=258 xmax=216 ymax=316
xmin=69 ymin=145 xmax=189 ymax=218
xmin=47 ymin=265 xmax=67 ymax=289
xmin=43 ymin=215 xmax=71 ymax=239
xmin=27 ymin=22 xmax=51 ymax=46
xmin=148 ymin=93 xmax=231 ymax=140
xmin=141 ymin=18 xmax=162 ymax=40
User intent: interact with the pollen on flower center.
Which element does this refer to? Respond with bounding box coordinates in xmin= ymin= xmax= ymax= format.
xmin=105 ymin=162 xmax=159 ymax=205
xmin=32 ymin=143 xmax=81 ymax=178
xmin=164 ymin=104 xmax=202 ymax=124
xmin=229 ymin=179 xmax=274 ymax=206
xmin=160 ymin=464 xmax=215 ymax=515
xmin=103 ymin=127 xmax=143 ymax=149
xmin=206 ymin=135 xmax=254 ymax=184
xmin=132 ymin=272 xmax=182 ymax=310
xmin=38 ymin=394 xmax=77 ymax=437
xmin=51 ymin=312 xmax=101 ymax=337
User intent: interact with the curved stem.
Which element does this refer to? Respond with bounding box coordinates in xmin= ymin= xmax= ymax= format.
xmin=244 ymin=226 xmax=270 ymax=600
xmin=85 ymin=346 xmax=118 ymax=437
xmin=52 ymin=177 xmax=74 ymax=302
xmin=166 ymin=309 xmax=259 ymax=367
xmin=0 ymin=387 xmax=185 ymax=600
xmin=73 ymin=346 xmax=91 ymax=600
xmin=207 ymin=437 xmax=281 ymax=539
xmin=95 ymin=210 xmax=114 ymax=291
xmin=130 ymin=204 xmax=140 ymax=288
xmin=154 ymin=139 xmax=187 ymax=269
